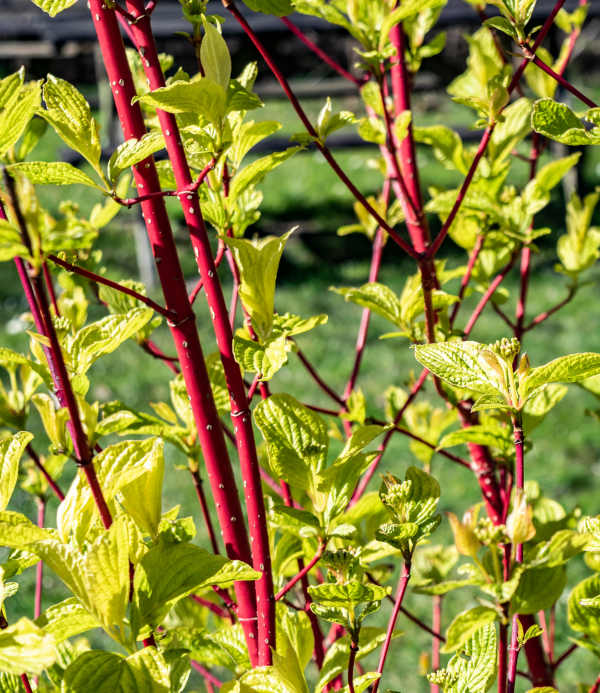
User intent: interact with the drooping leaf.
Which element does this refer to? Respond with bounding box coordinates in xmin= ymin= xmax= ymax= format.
xmin=107 ymin=131 xmax=164 ymax=185
xmin=7 ymin=162 xmax=102 ymax=189
xmin=0 ymin=81 xmax=41 ymax=157
xmin=35 ymin=597 xmax=100 ymax=643
xmin=0 ymin=431 xmax=33 ymax=511
xmin=0 ymin=618 xmax=56 ymax=675
xmin=521 ymin=352 xmax=600 ymax=398
xmin=441 ymin=606 xmax=498 ymax=653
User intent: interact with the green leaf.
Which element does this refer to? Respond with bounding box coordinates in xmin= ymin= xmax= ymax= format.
xmin=67 ymin=307 xmax=155 ymax=376
xmin=241 ymin=0 xmax=293 ymax=17
xmin=229 ymin=120 xmax=282 ymax=168
xmin=57 ymin=438 xmax=163 ymax=542
xmin=531 ymin=98 xmax=600 ymax=146
xmin=7 ymin=162 xmax=102 ymax=189
xmin=133 ymin=542 xmax=259 ymax=636
xmin=230 ymin=148 xmax=300 ymax=198
xmin=137 ymin=79 xmax=227 ymax=123
xmin=522 ymin=384 xmax=568 ymax=433
xmin=0 ymin=617 xmax=56 ymax=675
xmin=521 ymin=352 xmax=600 ymax=399
xmin=107 ymin=131 xmax=164 ymax=185
xmin=0 ymin=431 xmax=33 ymax=511
xmin=35 ymin=597 xmax=100 ymax=643
xmin=414 ymin=125 xmax=466 ymax=173
xmin=234 ymin=332 xmax=290 ymax=381
xmin=511 ymin=566 xmax=566 ymax=615
xmin=331 ymin=283 xmax=403 ymax=328
xmin=438 ymin=425 xmax=512 ymax=455
xmin=254 ymin=393 xmax=328 ymax=492
xmin=0 ymin=68 xmax=24 ymax=108
xmin=445 ymin=623 xmax=497 ymax=693
xmin=0 ymin=220 xmax=29 ymax=262
xmin=569 ymin=574 xmax=600 ymax=639
xmin=0 ymin=510 xmax=49 ymax=548
xmin=126 ymin=648 xmax=171 ymax=692
xmin=441 ymin=606 xmax=498 ymax=653
xmin=413 ymin=341 xmax=505 ymax=395
xmin=223 ymin=230 xmax=293 ymax=340
xmin=29 ymin=0 xmax=77 ymax=15
xmin=201 ymin=20 xmax=231 ymax=91
xmin=484 ymin=16 xmax=518 ymax=37
xmin=309 ymin=581 xmax=388 ymax=607
xmin=0 ymin=81 xmax=41 ymax=157
xmin=41 ymin=75 xmax=102 ymax=172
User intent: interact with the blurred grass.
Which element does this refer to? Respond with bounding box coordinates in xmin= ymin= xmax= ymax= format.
xmin=1 ymin=78 xmax=600 ymax=690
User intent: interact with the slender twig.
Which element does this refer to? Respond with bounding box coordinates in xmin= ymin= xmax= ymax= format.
xmin=431 ymin=595 xmax=442 ymax=693
xmin=47 ymin=254 xmax=172 ymax=318
xmin=42 ymin=262 xmax=60 ymax=316
xmin=463 ymin=252 xmax=518 ymax=338
xmin=140 ymin=340 xmax=180 ymax=374
xmin=590 ymin=673 xmax=600 ymax=693
xmin=524 ymin=287 xmax=577 ymax=331
xmin=191 ymin=661 xmax=222 ymax=688
xmin=492 ymin=302 xmax=516 ymax=330
xmin=372 ymin=561 xmax=412 ymax=693
xmin=27 ymin=444 xmax=65 ymax=501
xmin=112 ymin=158 xmax=215 ymax=207
xmin=295 ymin=348 xmax=345 ymax=407
xmin=348 ymin=643 xmax=358 ymax=693
xmin=189 ymin=240 xmax=226 ymax=306
xmin=450 ymin=235 xmax=484 ymax=327
xmin=190 ymin=467 xmax=220 ymax=555
xmin=275 ymin=540 xmax=326 ymax=601
xmin=351 ymin=368 xmax=429 ymax=504
xmin=34 ymin=497 xmax=45 ymax=620
xmin=190 ymin=594 xmax=230 ymax=620
xmin=280 ymin=17 xmax=362 ymax=86
xmin=223 ymin=0 xmax=418 ymax=260
xmin=523 ymin=48 xmax=597 ymax=108
xmin=553 ymin=642 xmax=578 ymax=670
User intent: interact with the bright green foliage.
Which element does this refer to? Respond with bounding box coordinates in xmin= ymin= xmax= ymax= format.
xmin=0 ymin=431 xmax=32 ymax=511
xmin=532 ymin=99 xmax=600 ymax=145
xmin=0 ymin=617 xmax=56 ymax=675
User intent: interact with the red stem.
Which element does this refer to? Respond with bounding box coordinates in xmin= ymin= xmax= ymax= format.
xmin=295 ymin=348 xmax=344 ymax=407
xmin=20 ymin=675 xmax=33 ymax=693
xmin=140 ymin=340 xmax=180 ymax=374
xmin=188 ymin=240 xmax=226 ymax=306
xmin=224 ymin=0 xmax=418 ymax=260
xmin=34 ymin=497 xmax=45 ymax=620
xmin=450 ymin=235 xmax=484 ymax=327
xmin=47 ymin=253 xmax=172 ymax=318
xmin=275 ymin=540 xmax=326 ymax=601
xmin=527 ymin=51 xmax=597 ymax=108
xmin=190 ymin=594 xmax=230 ymax=621
xmin=350 ymin=368 xmax=428 ymax=504
xmin=590 ymin=674 xmax=600 ymax=693
xmin=42 ymin=261 xmax=60 ymax=316
xmin=191 ymin=661 xmax=222 ymax=688
xmin=553 ymin=642 xmax=577 ymax=670
xmin=280 ymin=17 xmax=362 ymax=86
xmin=348 ymin=644 xmax=358 ymax=693
xmin=430 ymin=595 xmax=442 ymax=693
xmin=190 ymin=468 xmax=220 ymax=555
xmin=371 ymin=560 xmax=411 ymax=693
xmin=525 ymin=286 xmax=576 ymax=331
xmin=499 ymin=621 xmax=508 ymax=693
xmin=88 ymin=0 xmax=260 ymax=660
xmin=463 ymin=252 xmax=518 ymax=337
xmin=27 ymin=444 xmax=65 ymax=501
xmin=343 ymin=224 xmax=385 ymax=401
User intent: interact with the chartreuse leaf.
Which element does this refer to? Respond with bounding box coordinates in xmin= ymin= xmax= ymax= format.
xmin=439 ymin=623 xmax=497 ymax=693
xmin=254 ymin=393 xmax=328 ymax=492
xmin=224 ymin=230 xmax=293 ymax=340
xmin=0 ymin=219 xmax=29 ymax=262
xmin=441 ymin=606 xmax=498 ymax=653
xmin=201 ymin=19 xmax=231 ymax=91
xmin=0 ymin=80 xmax=41 ymax=156
xmin=132 ymin=542 xmax=259 ymax=637
xmin=0 ymin=431 xmax=33 ymax=511
xmin=34 ymin=517 xmax=130 ymax=640
xmin=521 ymin=353 xmax=600 ymax=399
xmin=331 ymin=283 xmax=403 ymax=327
xmin=41 ymin=75 xmax=103 ymax=176
xmin=413 ymin=341 xmax=506 ymax=395
xmin=0 ymin=68 xmax=24 ymax=106
xmin=29 ymin=0 xmax=77 ymax=15
xmin=230 ymin=148 xmax=300 ymax=198
xmin=7 ymin=162 xmax=102 ymax=189
xmin=0 ymin=617 xmax=56 ymax=675
xmin=107 ymin=131 xmax=164 ymax=186
xmin=0 ymin=510 xmax=49 ymax=548
xmin=511 ymin=566 xmax=566 ymax=615
xmin=64 ymin=648 xmax=171 ymax=692
xmin=413 ymin=125 xmax=467 ymax=174
xmin=229 ymin=120 xmax=281 ymax=168
xmin=532 ymin=98 xmax=600 ymax=146
xmin=119 ymin=436 xmax=164 ymax=538
xmin=66 ymin=307 xmax=154 ymax=376
xmin=557 ymin=191 xmax=600 ymax=276
xmin=57 ymin=438 xmax=164 ymax=542
xmin=241 ymin=0 xmax=292 ymax=17
xmin=35 ymin=597 xmax=100 ymax=643
xmin=569 ymin=574 xmax=600 ymax=639
xmin=137 ymin=79 xmax=227 ymax=123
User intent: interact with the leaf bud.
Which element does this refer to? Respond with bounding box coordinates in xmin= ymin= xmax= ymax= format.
xmin=506 ymin=489 xmax=536 ymax=546
xmin=447 ymin=511 xmax=480 ymax=558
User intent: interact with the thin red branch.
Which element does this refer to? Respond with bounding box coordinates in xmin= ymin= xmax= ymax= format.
xmin=431 ymin=595 xmax=442 ymax=693
xmin=190 ymin=594 xmax=230 ymax=620
xmin=280 ymin=17 xmax=362 ymax=86
xmin=463 ymin=252 xmax=518 ymax=338
xmin=140 ymin=340 xmax=180 ymax=374
xmin=42 ymin=262 xmax=60 ymax=316
xmin=372 ymin=561 xmax=411 ymax=693
xmin=191 ymin=661 xmax=222 ymax=688
xmin=188 ymin=240 xmax=226 ymax=306
xmin=450 ymin=235 xmax=484 ymax=327
xmin=34 ymin=497 xmax=45 ymax=620
xmin=525 ymin=49 xmax=597 ymax=108
xmin=275 ymin=540 xmax=326 ymax=601
xmin=27 ymin=444 xmax=65 ymax=501
xmin=348 ymin=643 xmax=358 ymax=693
xmin=190 ymin=468 xmax=220 ymax=555
xmin=47 ymin=254 xmax=172 ymax=318
xmin=524 ymin=286 xmax=576 ymax=331
xmin=553 ymin=642 xmax=578 ymax=670
xmin=295 ymin=347 xmax=345 ymax=407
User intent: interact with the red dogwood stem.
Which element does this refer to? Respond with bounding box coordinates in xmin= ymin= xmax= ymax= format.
xmin=121 ymin=0 xmax=275 ymax=661
xmin=87 ymin=0 xmax=260 ymax=661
